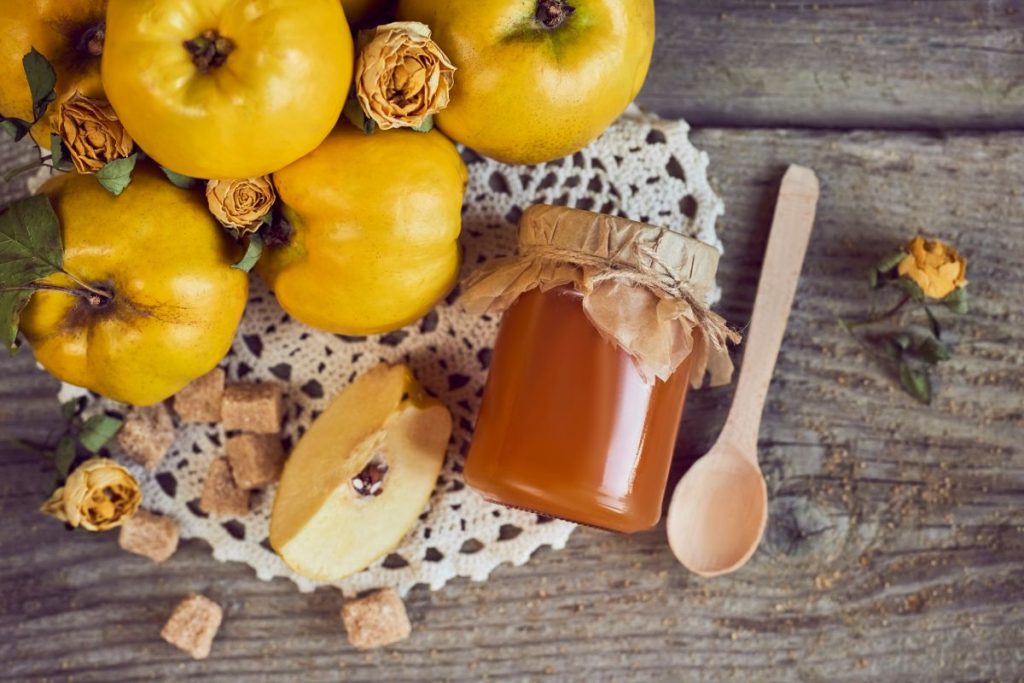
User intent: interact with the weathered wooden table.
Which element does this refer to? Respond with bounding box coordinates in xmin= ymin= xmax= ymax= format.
xmin=2 ymin=2 xmax=1022 ymax=680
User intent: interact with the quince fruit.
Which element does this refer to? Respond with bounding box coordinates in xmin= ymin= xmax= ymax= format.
xmin=101 ymin=0 xmax=353 ymax=179
xmin=20 ymin=164 xmax=249 ymax=406
xmin=0 ymin=0 xmax=107 ymax=146
xmin=257 ymin=125 xmax=466 ymax=335
xmin=397 ymin=0 xmax=655 ymax=165
xmin=270 ymin=363 xmax=452 ymax=581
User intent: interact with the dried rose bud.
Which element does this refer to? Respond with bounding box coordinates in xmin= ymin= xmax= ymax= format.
xmin=41 ymin=457 xmax=142 ymax=531
xmin=205 ymin=176 xmax=276 ymax=232
xmin=51 ymin=91 xmax=134 ymax=174
xmin=897 ymin=236 xmax=967 ymax=300
xmin=355 ymin=21 xmax=456 ymax=131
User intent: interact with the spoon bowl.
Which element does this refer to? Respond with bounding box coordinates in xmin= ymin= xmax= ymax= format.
xmin=666 ymin=443 xmax=767 ymax=577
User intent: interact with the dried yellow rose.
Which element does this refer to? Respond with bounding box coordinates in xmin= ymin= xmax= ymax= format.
xmin=51 ymin=91 xmax=134 ymax=174
xmin=897 ymin=236 xmax=967 ymax=300
xmin=356 ymin=21 xmax=456 ymax=130
xmin=41 ymin=458 xmax=141 ymax=531
xmin=206 ymin=176 xmax=276 ymax=232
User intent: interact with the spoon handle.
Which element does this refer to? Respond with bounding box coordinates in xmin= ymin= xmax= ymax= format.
xmin=723 ymin=165 xmax=820 ymax=459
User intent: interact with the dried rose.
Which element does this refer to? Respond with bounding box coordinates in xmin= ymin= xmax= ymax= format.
xmin=51 ymin=91 xmax=134 ymax=174
xmin=206 ymin=176 xmax=276 ymax=232
xmin=897 ymin=236 xmax=967 ymax=300
xmin=40 ymin=457 xmax=141 ymax=531
xmin=355 ymin=21 xmax=456 ymax=130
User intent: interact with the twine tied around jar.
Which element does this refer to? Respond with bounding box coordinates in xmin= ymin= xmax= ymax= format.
xmin=460 ymin=205 xmax=741 ymax=386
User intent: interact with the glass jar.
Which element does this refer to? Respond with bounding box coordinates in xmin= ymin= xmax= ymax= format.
xmin=460 ymin=205 xmax=736 ymax=533
xmin=465 ymin=285 xmax=695 ymax=532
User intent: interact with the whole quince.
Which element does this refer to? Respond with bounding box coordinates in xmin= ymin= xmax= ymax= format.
xmin=0 ymin=0 xmax=107 ymax=146
xmin=257 ymin=125 xmax=466 ymax=335
xmin=397 ymin=0 xmax=655 ymax=165
xmin=20 ymin=164 xmax=249 ymax=406
xmin=101 ymin=0 xmax=353 ymax=179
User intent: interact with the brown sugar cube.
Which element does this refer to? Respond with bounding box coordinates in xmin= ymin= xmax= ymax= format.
xmin=118 ymin=509 xmax=179 ymax=563
xmin=160 ymin=593 xmax=223 ymax=660
xmin=199 ymin=457 xmax=250 ymax=517
xmin=221 ymin=383 xmax=283 ymax=434
xmin=226 ymin=434 xmax=285 ymax=490
xmin=173 ymin=368 xmax=225 ymax=423
xmin=117 ymin=403 xmax=174 ymax=471
xmin=341 ymin=589 xmax=411 ymax=650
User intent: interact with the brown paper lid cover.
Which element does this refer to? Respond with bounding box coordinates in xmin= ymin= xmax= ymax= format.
xmin=461 ymin=205 xmax=740 ymax=386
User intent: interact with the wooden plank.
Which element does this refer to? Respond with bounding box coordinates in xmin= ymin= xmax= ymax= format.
xmin=1 ymin=2 xmax=1021 ymax=134
xmin=638 ymin=0 xmax=1024 ymax=129
xmin=0 ymin=141 xmax=63 ymax=443
xmin=1 ymin=128 xmax=1021 ymax=680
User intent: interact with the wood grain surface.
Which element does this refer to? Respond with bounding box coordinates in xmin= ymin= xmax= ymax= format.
xmin=641 ymin=0 xmax=1024 ymax=129
xmin=1 ymin=2 xmax=1023 ymax=681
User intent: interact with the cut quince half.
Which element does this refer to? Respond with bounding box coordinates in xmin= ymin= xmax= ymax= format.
xmin=270 ymin=364 xmax=451 ymax=581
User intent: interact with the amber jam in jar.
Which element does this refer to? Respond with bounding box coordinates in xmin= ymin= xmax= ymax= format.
xmin=460 ymin=205 xmax=735 ymax=534
xmin=464 ymin=286 xmax=695 ymax=532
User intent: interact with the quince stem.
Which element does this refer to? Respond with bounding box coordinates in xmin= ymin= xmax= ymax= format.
xmin=1 ymin=278 xmax=111 ymax=307
xmin=185 ymin=29 xmax=235 ymax=72
xmin=536 ymin=0 xmax=576 ymax=29
xmin=77 ymin=23 xmax=105 ymax=58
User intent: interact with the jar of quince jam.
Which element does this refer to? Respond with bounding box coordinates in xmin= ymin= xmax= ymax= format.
xmin=460 ymin=205 xmax=738 ymax=533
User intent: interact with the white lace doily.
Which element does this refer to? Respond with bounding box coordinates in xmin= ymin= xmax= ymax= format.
xmin=50 ymin=107 xmax=725 ymax=596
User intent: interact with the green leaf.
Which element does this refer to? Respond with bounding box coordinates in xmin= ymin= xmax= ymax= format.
xmin=0 ymin=118 xmax=32 ymax=141
xmin=876 ymin=251 xmax=906 ymax=274
xmin=232 ymin=233 xmax=263 ymax=273
xmin=884 ymin=333 xmax=911 ymax=360
xmin=0 ymin=194 xmax=64 ymax=285
xmin=54 ymin=435 xmax=76 ymax=478
xmin=161 ymin=166 xmax=198 ymax=189
xmin=412 ymin=115 xmax=434 ymax=133
xmin=0 ymin=287 xmax=32 ymax=353
xmin=898 ymin=361 xmax=932 ymax=405
xmin=61 ymin=398 xmax=81 ymax=421
xmin=924 ymin=306 xmax=942 ymax=339
xmin=78 ymin=413 xmax=123 ymax=453
xmin=49 ymin=133 xmax=74 ymax=172
xmin=883 ymin=339 xmax=903 ymax=360
xmin=942 ymin=287 xmax=969 ymax=314
xmin=913 ymin=336 xmax=952 ymax=365
xmin=95 ymin=154 xmax=138 ymax=196
xmin=342 ymin=95 xmax=376 ymax=135
xmin=23 ymin=48 xmax=57 ymax=122
xmin=891 ymin=278 xmax=925 ymax=302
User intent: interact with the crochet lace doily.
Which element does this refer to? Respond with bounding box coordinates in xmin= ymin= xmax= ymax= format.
xmin=51 ymin=107 xmax=725 ymax=596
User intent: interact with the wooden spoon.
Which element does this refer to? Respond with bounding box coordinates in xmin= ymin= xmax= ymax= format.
xmin=666 ymin=165 xmax=820 ymax=577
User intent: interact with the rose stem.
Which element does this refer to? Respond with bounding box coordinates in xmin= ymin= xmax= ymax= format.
xmin=841 ymin=295 xmax=911 ymax=330
xmin=2 ymin=155 xmax=51 ymax=182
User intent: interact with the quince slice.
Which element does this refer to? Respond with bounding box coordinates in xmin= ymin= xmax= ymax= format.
xmin=270 ymin=364 xmax=451 ymax=581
